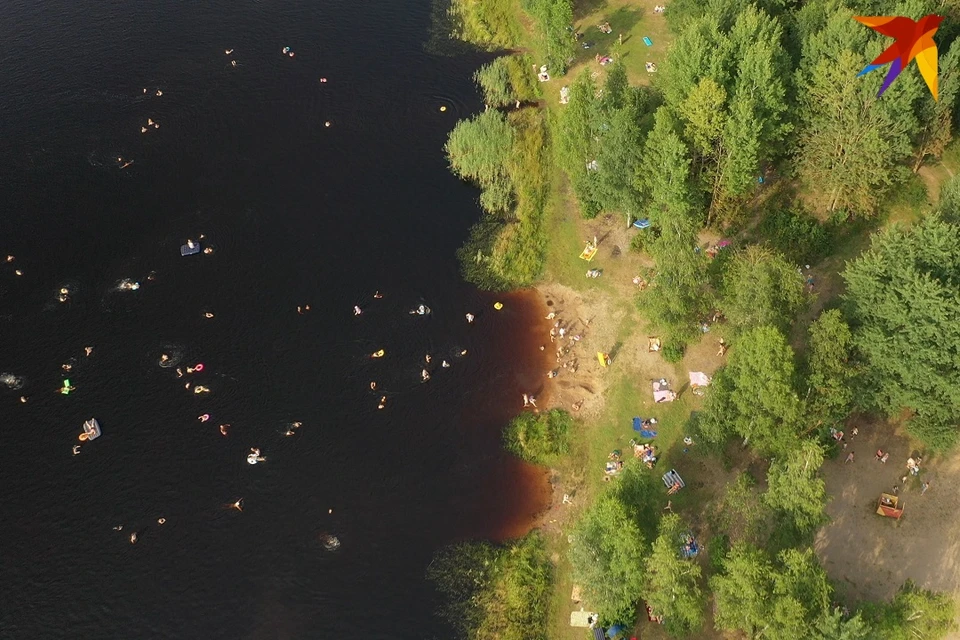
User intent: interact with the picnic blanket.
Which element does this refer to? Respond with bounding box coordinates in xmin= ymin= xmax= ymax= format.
xmin=689 ymin=371 xmax=710 ymax=387
xmin=662 ymin=468 xmax=685 ymax=490
xmin=632 ymin=417 xmax=659 ymax=438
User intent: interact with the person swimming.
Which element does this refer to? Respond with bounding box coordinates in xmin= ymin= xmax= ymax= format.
xmin=231 ymin=498 xmax=243 ymax=511
xmin=370 ymin=381 xmax=377 ymax=390
xmin=231 ymin=60 xmax=238 ymax=67
xmin=219 ymin=424 xmax=229 ymax=436
xmin=441 ymin=360 xmax=450 ymax=368
xmin=353 ymin=306 xmax=362 ymax=316
xmin=203 ymin=247 xmax=213 ymax=254
xmin=225 ymin=49 xmax=234 ymax=55
xmin=421 ymin=369 xmax=430 ymax=382
xmin=130 ymin=532 xmax=138 ymax=544
xmin=465 ymin=313 xmax=475 ymax=323
xmin=193 ymin=385 xmax=210 ymax=394
xmin=373 ymin=291 xmax=382 ymax=299
xmin=84 ymin=346 xmax=93 ymax=356
xmin=72 ymin=445 xmax=81 ymax=455
xmin=378 ymin=395 xmax=387 ymax=409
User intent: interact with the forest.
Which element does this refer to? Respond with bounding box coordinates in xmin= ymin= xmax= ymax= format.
xmin=433 ymin=0 xmax=960 ymax=638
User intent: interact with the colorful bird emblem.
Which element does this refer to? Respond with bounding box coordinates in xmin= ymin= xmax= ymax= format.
xmin=854 ymin=14 xmax=943 ymax=100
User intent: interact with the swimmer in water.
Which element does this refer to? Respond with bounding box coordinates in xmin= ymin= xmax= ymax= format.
xmin=285 ymin=429 xmax=295 ymax=437
xmin=5 ymin=255 xmax=13 ymax=262
xmin=113 ymin=525 xmax=123 ymax=531
xmin=441 ymin=360 xmax=450 ymax=368
xmin=354 ymin=306 xmax=362 ymax=316
xmin=147 ymin=119 xmax=154 ymax=126
xmin=156 ymin=90 xmax=162 ymax=96
xmin=130 ymin=532 xmax=138 ymax=544
xmin=231 ymin=60 xmax=238 ymax=67
xmin=373 ymin=291 xmax=382 ymax=299
xmin=370 ymin=381 xmax=377 ymax=390
xmin=319 ymin=77 xmax=328 ymax=83
xmin=292 ymin=422 xmax=302 ymax=428
xmin=465 ymin=313 xmax=475 ymax=323
xmin=193 ymin=385 xmax=210 ymax=394
xmin=141 ymin=127 xmax=148 ymax=133
xmin=62 ymin=363 xmax=72 ymax=372
xmin=20 ymin=396 xmax=27 ymax=403
xmin=523 ymin=393 xmax=531 ymax=407
xmin=425 ymin=354 xmax=431 ymax=363
xmin=460 ymin=349 xmax=468 ymax=356
xmin=231 ymin=498 xmax=244 ymax=511
xmin=203 ymin=247 xmax=213 ymax=254
xmin=421 ymin=369 xmax=430 ymax=382
xmin=14 ymin=269 xmax=22 ymax=276
xmin=378 ymin=395 xmax=387 ymax=409
xmin=225 ymin=49 xmax=234 ymax=55
xmin=85 ymin=346 xmax=93 ymax=356
xmin=72 ymin=445 xmax=81 ymax=455
xmin=219 ymin=424 xmax=229 ymax=436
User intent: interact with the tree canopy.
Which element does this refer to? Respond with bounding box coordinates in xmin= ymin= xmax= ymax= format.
xmin=642 ymin=513 xmax=705 ymax=635
xmin=569 ymin=492 xmax=647 ymax=624
xmin=843 ymin=214 xmax=960 ymax=449
xmin=721 ymin=245 xmax=808 ymax=331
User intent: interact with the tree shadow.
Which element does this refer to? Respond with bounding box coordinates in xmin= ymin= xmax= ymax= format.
xmin=573 ymin=7 xmax=645 ymax=66
xmin=573 ymin=0 xmax=608 ymax=21
xmin=609 ymin=340 xmax=624 ymax=361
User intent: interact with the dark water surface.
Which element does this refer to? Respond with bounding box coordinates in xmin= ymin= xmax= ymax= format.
xmin=0 ymin=1 xmax=552 ymax=637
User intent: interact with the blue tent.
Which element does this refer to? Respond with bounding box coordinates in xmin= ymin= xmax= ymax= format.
xmin=607 ymin=624 xmax=626 ymax=638
xmin=633 ymin=218 xmax=650 ymax=229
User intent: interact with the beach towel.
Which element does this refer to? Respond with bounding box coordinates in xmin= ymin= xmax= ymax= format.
xmin=643 ymin=36 xmax=653 ymax=46
xmin=689 ymin=371 xmax=710 ymax=387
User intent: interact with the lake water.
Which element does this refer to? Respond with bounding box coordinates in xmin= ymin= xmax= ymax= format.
xmin=0 ymin=1 xmax=552 ymax=637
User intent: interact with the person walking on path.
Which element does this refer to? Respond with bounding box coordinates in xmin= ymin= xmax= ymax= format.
xmin=922 ymin=480 xmax=931 ymax=495
xmin=844 ymin=452 xmax=855 ymax=463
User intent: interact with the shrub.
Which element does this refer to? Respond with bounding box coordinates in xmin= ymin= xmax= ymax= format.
xmin=754 ymin=207 xmax=831 ymax=264
xmin=504 ymin=409 xmax=572 ymax=464
xmin=661 ymin=341 xmax=685 ymax=362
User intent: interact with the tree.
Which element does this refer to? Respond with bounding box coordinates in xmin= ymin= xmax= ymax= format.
xmin=712 ymin=544 xmax=833 ymax=639
xmin=522 ymin=0 xmax=575 ymax=73
xmin=642 ymin=514 xmax=705 ymax=635
xmin=842 ymin=214 xmax=960 ymax=449
xmin=806 ymin=309 xmax=855 ymax=429
xmin=569 ymin=492 xmax=647 ymax=623
xmin=764 ymin=440 xmax=827 ymax=531
xmin=725 ymin=325 xmax=803 ymax=456
xmin=445 ymin=110 xmax=515 ymax=214
xmin=863 ymin=580 xmax=958 ymax=640
xmin=503 ymin=409 xmax=572 ymax=464
xmin=474 ymin=58 xmax=514 ymax=107
xmin=711 ymin=543 xmax=776 ymax=637
xmin=813 ymin=607 xmax=872 ymax=640
xmin=913 ymin=39 xmax=960 ymax=171
xmin=769 ymin=548 xmax=832 ymax=640
xmin=795 ymin=8 xmax=915 ymax=216
xmin=638 ymin=107 xmax=698 ymax=229
xmin=721 ymin=245 xmax=808 ymax=331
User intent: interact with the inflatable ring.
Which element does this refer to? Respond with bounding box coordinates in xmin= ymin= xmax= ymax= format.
xmin=372 ymin=349 xmax=385 ymax=358
xmin=199 ymin=414 xmax=210 ymax=422
xmin=493 ymin=302 xmax=503 ymax=310
xmin=193 ymin=363 xmax=204 ymax=372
